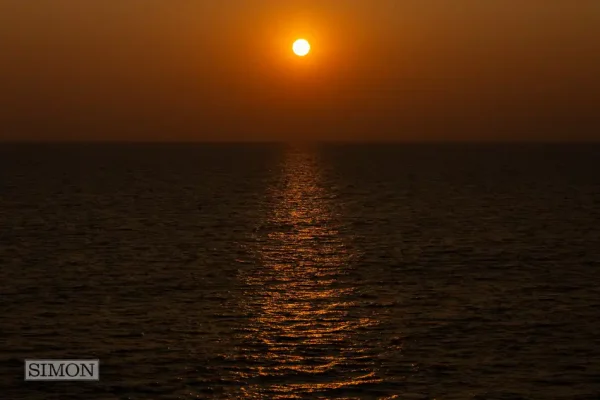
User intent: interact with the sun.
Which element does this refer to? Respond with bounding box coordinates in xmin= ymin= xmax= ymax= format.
xmin=292 ymin=39 xmax=311 ymax=57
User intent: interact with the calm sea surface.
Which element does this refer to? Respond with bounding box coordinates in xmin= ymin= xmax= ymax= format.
xmin=1 ymin=143 xmax=600 ymax=399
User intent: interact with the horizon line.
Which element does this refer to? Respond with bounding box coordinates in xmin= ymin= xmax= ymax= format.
xmin=2 ymin=140 xmax=600 ymax=145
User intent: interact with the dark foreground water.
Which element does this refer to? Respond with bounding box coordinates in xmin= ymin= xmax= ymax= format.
xmin=1 ymin=143 xmax=600 ymax=399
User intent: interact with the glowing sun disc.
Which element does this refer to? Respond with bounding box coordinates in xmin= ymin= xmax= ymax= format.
xmin=293 ymin=39 xmax=310 ymax=56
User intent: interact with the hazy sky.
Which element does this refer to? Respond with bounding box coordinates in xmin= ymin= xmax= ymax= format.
xmin=1 ymin=0 xmax=599 ymax=141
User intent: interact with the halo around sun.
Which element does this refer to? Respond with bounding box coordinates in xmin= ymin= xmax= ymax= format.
xmin=293 ymin=39 xmax=310 ymax=57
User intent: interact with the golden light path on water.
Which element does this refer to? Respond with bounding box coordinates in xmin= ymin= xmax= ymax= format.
xmin=232 ymin=146 xmax=387 ymax=398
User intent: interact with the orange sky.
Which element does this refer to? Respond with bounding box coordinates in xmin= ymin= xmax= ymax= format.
xmin=1 ymin=0 xmax=599 ymax=141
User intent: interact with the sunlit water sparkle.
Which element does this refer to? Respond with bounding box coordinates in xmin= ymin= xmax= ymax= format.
xmin=1 ymin=143 xmax=600 ymax=399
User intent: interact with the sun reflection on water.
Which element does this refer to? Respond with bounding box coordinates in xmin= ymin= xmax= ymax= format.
xmin=232 ymin=146 xmax=382 ymax=398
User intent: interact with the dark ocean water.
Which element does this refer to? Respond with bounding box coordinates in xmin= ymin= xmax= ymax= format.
xmin=1 ymin=143 xmax=600 ymax=399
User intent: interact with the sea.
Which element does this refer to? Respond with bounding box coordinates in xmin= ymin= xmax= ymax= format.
xmin=1 ymin=143 xmax=599 ymax=399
